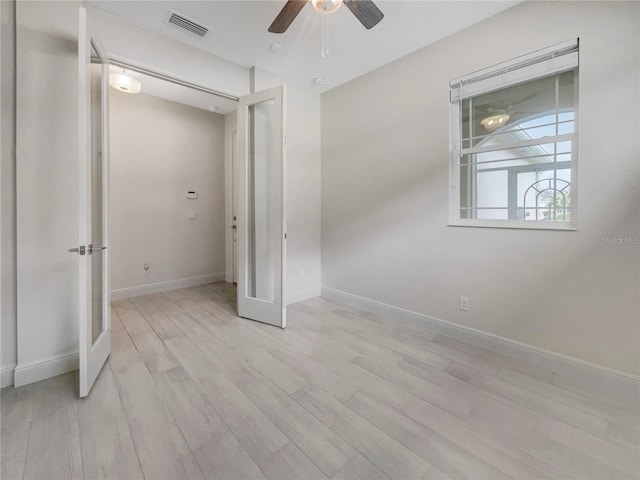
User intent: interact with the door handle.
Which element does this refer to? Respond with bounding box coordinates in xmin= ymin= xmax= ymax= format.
xmin=68 ymin=246 xmax=86 ymax=255
xmin=88 ymin=244 xmax=107 ymax=254
xmin=231 ymin=225 xmax=237 ymax=230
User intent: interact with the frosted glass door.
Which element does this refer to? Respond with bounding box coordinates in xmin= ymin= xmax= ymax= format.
xmin=78 ymin=7 xmax=110 ymax=397
xmin=90 ymin=43 xmax=106 ymax=345
xmin=237 ymin=86 xmax=286 ymax=328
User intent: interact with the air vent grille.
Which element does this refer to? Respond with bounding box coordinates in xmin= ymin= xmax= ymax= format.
xmin=166 ymin=10 xmax=209 ymax=37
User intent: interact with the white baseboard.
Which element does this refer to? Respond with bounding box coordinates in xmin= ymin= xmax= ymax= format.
xmin=321 ymin=286 xmax=640 ymax=399
xmin=111 ymin=273 xmax=226 ymax=301
xmin=287 ymin=286 xmax=321 ymax=305
xmin=1 ymin=365 xmax=16 ymax=388
xmin=13 ymin=351 xmax=79 ymax=388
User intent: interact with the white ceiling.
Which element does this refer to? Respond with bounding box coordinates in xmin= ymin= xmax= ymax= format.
xmin=92 ymin=0 xmax=519 ymax=110
xmin=109 ymin=65 xmax=238 ymax=114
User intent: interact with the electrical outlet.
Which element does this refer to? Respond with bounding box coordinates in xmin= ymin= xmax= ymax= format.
xmin=459 ymin=296 xmax=469 ymax=311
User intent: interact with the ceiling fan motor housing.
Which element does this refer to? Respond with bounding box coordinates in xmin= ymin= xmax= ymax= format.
xmin=311 ymin=0 xmax=343 ymax=14
xmin=268 ymin=0 xmax=384 ymax=33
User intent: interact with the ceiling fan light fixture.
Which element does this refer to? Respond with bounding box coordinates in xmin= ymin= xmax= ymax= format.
xmin=311 ymin=0 xmax=343 ymax=14
xmin=109 ymin=72 xmax=141 ymax=94
xmin=481 ymin=113 xmax=510 ymax=132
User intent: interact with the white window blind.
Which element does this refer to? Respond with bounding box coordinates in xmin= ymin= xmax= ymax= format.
xmin=448 ymin=40 xmax=579 ymax=230
xmin=450 ymin=39 xmax=579 ymax=102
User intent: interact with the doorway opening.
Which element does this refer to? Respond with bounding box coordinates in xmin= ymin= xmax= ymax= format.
xmin=107 ymin=62 xmax=238 ymax=312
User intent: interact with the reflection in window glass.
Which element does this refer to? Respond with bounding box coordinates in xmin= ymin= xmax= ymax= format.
xmin=457 ymin=69 xmax=576 ymax=223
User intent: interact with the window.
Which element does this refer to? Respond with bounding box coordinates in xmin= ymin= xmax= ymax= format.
xmin=449 ymin=40 xmax=578 ymax=229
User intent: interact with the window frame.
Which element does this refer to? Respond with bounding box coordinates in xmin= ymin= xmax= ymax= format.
xmin=448 ymin=40 xmax=579 ymax=231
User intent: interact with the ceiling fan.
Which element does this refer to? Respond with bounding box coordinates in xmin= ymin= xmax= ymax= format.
xmin=268 ymin=0 xmax=384 ymax=33
xmin=476 ymin=92 xmax=540 ymax=132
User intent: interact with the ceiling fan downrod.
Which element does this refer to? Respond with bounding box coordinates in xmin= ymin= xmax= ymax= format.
xmin=322 ymin=14 xmax=330 ymax=58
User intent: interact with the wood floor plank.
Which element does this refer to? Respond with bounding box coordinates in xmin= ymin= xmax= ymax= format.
xmin=608 ymin=421 xmax=640 ymax=450
xmin=234 ymin=369 xmax=355 ymax=477
xmin=131 ymin=331 xmax=180 ymax=374
xmin=162 ymin=288 xmax=189 ymax=301
xmin=110 ymin=326 xmax=204 ymax=479
xmin=422 ymin=464 xmax=454 ymax=480
xmin=475 ymin=348 xmax=555 ymax=382
xmin=344 ymin=391 xmax=512 ymax=480
xmin=270 ymin=348 xmax=360 ymax=402
xmin=447 ymin=361 xmax=611 ymax=439
xmin=497 ymin=366 xmax=640 ymax=429
xmin=252 ymin=321 xmax=320 ymax=357
xmin=130 ymin=295 xmax=184 ymax=339
xmin=22 ymin=373 xmax=83 ymax=480
xmin=233 ymin=344 xmax=306 ymax=395
xmin=290 ymin=309 xmax=406 ymax=366
xmin=327 ymin=319 xmax=453 ymax=371
xmin=551 ymin=371 xmax=640 ymax=414
xmin=191 ymin=429 xmax=269 ymax=480
xmin=260 ymin=442 xmax=329 ymax=480
xmin=307 ymin=349 xmax=414 ymax=409
xmin=400 ymin=357 xmax=539 ymax=432
xmin=352 ymin=356 xmax=476 ymax=418
xmin=291 ymin=387 xmax=431 ymax=480
xmin=467 ymin=404 xmax=632 ymax=480
xmin=151 ymin=367 xmax=227 ymax=448
xmin=1 ymin=383 xmax=35 ymax=480
xmin=196 ymin=374 xmax=290 ymax=466
xmin=536 ymin=415 xmax=639 ymax=477
xmin=400 ymin=392 xmax=567 ymax=479
xmin=164 ymin=334 xmax=221 ymax=376
xmin=147 ymin=293 xmax=212 ymax=338
xmin=174 ymin=298 xmax=225 ymax=330
xmin=187 ymin=288 xmax=237 ymax=321
xmin=212 ymin=318 xmax=289 ymax=352
xmin=152 ymin=367 xmax=267 ymax=479
xmin=113 ymin=298 xmax=152 ymax=336
xmin=77 ymin=364 xmax=143 ymax=479
xmin=331 ymin=453 xmax=391 ymax=480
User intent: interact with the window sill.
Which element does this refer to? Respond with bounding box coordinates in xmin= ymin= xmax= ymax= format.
xmin=448 ymin=219 xmax=577 ymax=231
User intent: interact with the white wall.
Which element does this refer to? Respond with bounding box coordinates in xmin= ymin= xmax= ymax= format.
xmin=14 ymin=0 xmax=81 ymax=385
xmin=321 ymin=1 xmax=640 ymax=375
xmin=245 ymin=68 xmax=322 ymax=304
xmin=1 ymin=0 xmax=17 ymax=387
xmin=285 ymin=84 xmax=322 ymax=304
xmin=110 ymin=91 xmax=226 ymax=298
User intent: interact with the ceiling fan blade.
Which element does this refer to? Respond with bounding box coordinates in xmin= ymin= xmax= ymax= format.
xmin=268 ymin=0 xmax=307 ymax=33
xmin=508 ymin=92 xmax=539 ymax=109
xmin=343 ymin=0 xmax=384 ymax=29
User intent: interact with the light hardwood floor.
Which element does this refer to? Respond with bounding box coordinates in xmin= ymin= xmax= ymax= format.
xmin=2 ymin=282 xmax=639 ymax=480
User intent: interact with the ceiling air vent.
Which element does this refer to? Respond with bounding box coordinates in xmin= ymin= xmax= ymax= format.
xmin=165 ymin=10 xmax=209 ymax=38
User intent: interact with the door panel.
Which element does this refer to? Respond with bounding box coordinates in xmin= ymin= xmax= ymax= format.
xmin=237 ymin=86 xmax=286 ymax=328
xmin=78 ymin=7 xmax=110 ymax=397
xmin=232 ymin=130 xmax=238 ymax=284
